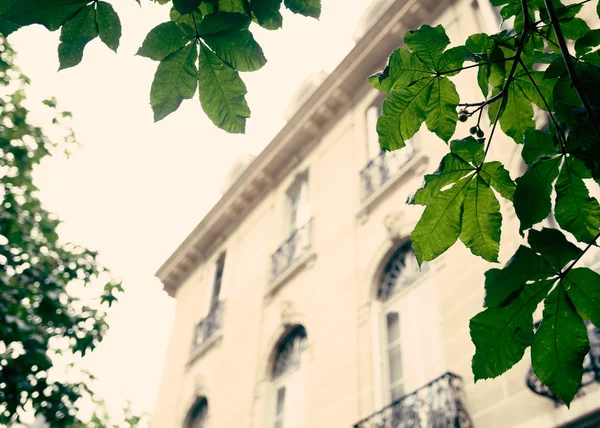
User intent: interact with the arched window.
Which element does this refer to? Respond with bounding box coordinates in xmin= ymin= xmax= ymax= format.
xmin=270 ymin=325 xmax=308 ymax=428
xmin=186 ymin=397 xmax=208 ymax=428
xmin=273 ymin=326 xmax=307 ymax=379
xmin=378 ymin=241 xmax=421 ymax=302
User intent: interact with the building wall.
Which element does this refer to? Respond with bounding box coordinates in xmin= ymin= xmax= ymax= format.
xmin=151 ymin=0 xmax=600 ymax=427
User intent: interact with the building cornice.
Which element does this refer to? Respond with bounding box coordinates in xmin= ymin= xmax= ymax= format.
xmin=155 ymin=0 xmax=439 ymax=296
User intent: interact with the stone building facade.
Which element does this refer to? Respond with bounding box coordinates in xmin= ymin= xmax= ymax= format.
xmin=151 ymin=0 xmax=600 ymax=426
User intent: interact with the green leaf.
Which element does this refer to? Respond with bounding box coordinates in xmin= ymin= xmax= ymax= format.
xmin=514 ymin=156 xmax=562 ymax=233
xmin=0 ymin=15 xmax=21 ymax=37
xmin=169 ymin=7 xmax=202 ymax=35
xmin=480 ymin=161 xmax=516 ymax=201
xmin=96 ymin=1 xmax=121 ymax=53
xmin=376 ymin=78 xmax=433 ymax=151
xmin=411 ymin=176 xmax=471 ymax=265
xmin=150 ymin=43 xmax=199 ymax=122
xmin=404 ymin=24 xmax=449 ymax=69
xmin=555 ymin=156 xmax=600 ymax=243
xmin=560 ymin=18 xmax=590 ymax=41
xmin=425 ymin=76 xmax=459 ymax=142
xmin=450 ymin=136 xmax=484 ymax=165
xmin=173 ymin=0 xmax=202 ymax=14
xmin=198 ymin=42 xmax=251 ymax=133
xmin=408 ymin=153 xmax=474 ymax=206
xmin=484 ymin=246 xmax=554 ymax=308
xmin=575 ymin=29 xmax=600 ymax=57
xmin=284 ymin=0 xmax=320 ymax=18
xmin=57 ymin=5 xmax=98 ymax=71
xmin=459 ymin=175 xmax=502 ymax=262
xmin=531 ymin=284 xmax=588 ymax=406
xmin=489 ymin=83 xmax=536 ymax=144
xmin=1 ymin=0 xmax=89 ymax=31
xmin=564 ymin=268 xmax=600 ymax=326
xmin=218 ymin=0 xmax=250 ymax=14
xmin=196 ymin=12 xmax=251 ymax=35
xmin=251 ymin=0 xmax=283 ymax=30
xmin=521 ymin=129 xmax=560 ymax=165
xmin=368 ymin=49 xmax=430 ymax=94
xmin=436 ymin=45 xmax=473 ymax=76
xmin=202 ymin=30 xmax=266 ymax=72
xmin=528 ymin=227 xmax=582 ymax=270
xmin=514 ymin=70 xmax=555 ymax=112
xmin=137 ymin=22 xmax=194 ymax=61
xmin=471 ymin=278 xmax=554 ymax=380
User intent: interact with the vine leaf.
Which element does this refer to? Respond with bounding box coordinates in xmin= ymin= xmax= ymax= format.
xmin=150 ymin=43 xmax=199 ymax=122
xmin=410 ymin=137 xmax=514 ymax=265
xmin=58 ymin=5 xmax=98 ymax=70
xmin=531 ymin=284 xmax=588 ymax=406
xmin=284 ymin=0 xmax=321 ymax=18
xmin=555 ymin=156 xmax=600 ymax=243
xmin=370 ymin=25 xmax=472 ymax=150
xmin=198 ymin=41 xmax=251 ymax=133
xmin=96 ymin=1 xmax=121 ymax=53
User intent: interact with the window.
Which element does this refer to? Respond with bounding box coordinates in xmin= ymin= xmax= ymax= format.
xmin=273 ymin=326 xmax=307 ymax=378
xmin=274 ymin=387 xmax=286 ymax=428
xmin=286 ymin=173 xmax=310 ymax=235
xmin=210 ymin=252 xmax=226 ymax=310
xmin=378 ymin=241 xmax=421 ymax=302
xmin=366 ymin=102 xmax=383 ymax=161
xmin=187 ymin=398 xmax=208 ymax=428
xmin=271 ymin=326 xmax=308 ymax=428
xmin=386 ymin=312 xmax=404 ymax=401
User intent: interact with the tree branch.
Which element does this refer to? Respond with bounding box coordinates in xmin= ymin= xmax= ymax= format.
xmin=560 ymin=231 xmax=600 ymax=278
xmin=517 ymin=58 xmax=567 ymax=149
xmin=543 ymin=0 xmax=600 ymax=141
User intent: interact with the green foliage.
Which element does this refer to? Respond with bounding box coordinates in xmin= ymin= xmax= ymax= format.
xmin=0 ymin=0 xmax=319 ymax=131
xmin=0 ymin=36 xmax=122 ymax=426
xmin=409 ymin=137 xmax=514 ymax=265
xmin=369 ymin=0 xmax=600 ymax=406
xmin=368 ymin=25 xmax=471 ymax=149
xmin=2 ymin=0 xmax=600 ymax=412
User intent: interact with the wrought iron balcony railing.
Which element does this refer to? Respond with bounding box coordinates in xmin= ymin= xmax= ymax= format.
xmin=526 ymin=321 xmax=600 ymax=403
xmin=192 ymin=301 xmax=223 ymax=351
xmin=353 ymin=372 xmax=473 ymax=428
xmin=270 ymin=219 xmax=312 ymax=282
xmin=360 ymin=146 xmax=416 ymax=201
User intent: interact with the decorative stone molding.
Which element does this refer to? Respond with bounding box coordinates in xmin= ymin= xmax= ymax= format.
xmin=383 ymin=211 xmax=410 ymax=242
xmin=280 ymin=300 xmax=296 ymax=327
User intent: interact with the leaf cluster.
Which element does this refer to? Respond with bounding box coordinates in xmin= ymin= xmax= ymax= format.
xmin=0 ymin=0 xmax=321 ymax=132
xmin=370 ymin=0 xmax=600 ymax=405
xmin=0 ymin=37 xmax=122 ymax=426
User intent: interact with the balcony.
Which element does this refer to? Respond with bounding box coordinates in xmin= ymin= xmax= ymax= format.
xmin=526 ymin=321 xmax=600 ymax=403
xmin=354 ymin=372 xmax=473 ymax=428
xmin=191 ymin=302 xmax=223 ymax=353
xmin=360 ymin=146 xmax=416 ymax=202
xmin=270 ymin=219 xmax=313 ymax=284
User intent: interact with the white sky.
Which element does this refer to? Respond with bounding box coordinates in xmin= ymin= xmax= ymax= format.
xmin=9 ymin=0 xmax=375 ymax=419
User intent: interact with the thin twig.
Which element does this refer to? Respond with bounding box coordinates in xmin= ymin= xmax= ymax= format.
xmin=517 ymin=58 xmax=567 ymax=149
xmin=560 ymin=231 xmax=600 ymax=278
xmin=439 ymin=56 xmax=516 ymax=76
xmin=543 ymin=0 xmax=600 ymax=141
xmin=533 ymin=0 xmax=592 ymax=26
